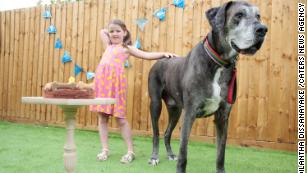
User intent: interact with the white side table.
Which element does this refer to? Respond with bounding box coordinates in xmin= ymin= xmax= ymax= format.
xmin=21 ymin=97 xmax=116 ymax=173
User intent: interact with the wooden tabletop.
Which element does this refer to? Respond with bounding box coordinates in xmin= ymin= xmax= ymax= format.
xmin=21 ymin=97 xmax=116 ymax=106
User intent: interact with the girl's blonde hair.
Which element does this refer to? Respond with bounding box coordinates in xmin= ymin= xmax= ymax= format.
xmin=109 ymin=19 xmax=132 ymax=46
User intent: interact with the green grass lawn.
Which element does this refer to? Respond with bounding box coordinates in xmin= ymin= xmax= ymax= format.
xmin=0 ymin=121 xmax=296 ymax=173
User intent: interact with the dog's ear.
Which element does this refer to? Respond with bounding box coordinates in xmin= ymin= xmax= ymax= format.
xmin=205 ymin=1 xmax=233 ymax=31
xmin=206 ymin=7 xmax=219 ymax=27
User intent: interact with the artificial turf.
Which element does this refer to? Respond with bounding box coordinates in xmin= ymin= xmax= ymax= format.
xmin=0 ymin=121 xmax=296 ymax=173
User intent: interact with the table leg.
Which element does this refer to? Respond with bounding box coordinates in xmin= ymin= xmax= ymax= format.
xmin=61 ymin=105 xmax=80 ymax=173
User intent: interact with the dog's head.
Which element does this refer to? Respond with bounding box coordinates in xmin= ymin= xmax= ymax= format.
xmin=206 ymin=1 xmax=267 ymax=55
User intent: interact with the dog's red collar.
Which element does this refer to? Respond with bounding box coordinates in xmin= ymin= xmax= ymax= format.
xmin=203 ymin=37 xmax=229 ymax=67
xmin=203 ymin=36 xmax=237 ymax=104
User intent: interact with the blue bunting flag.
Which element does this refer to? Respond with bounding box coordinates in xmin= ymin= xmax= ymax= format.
xmin=55 ymin=38 xmax=63 ymax=49
xmin=74 ymin=64 xmax=83 ymax=76
xmin=174 ymin=0 xmax=185 ymax=8
xmin=124 ymin=59 xmax=130 ymax=68
xmin=47 ymin=25 xmax=57 ymax=34
xmin=153 ymin=8 xmax=166 ymax=21
xmin=42 ymin=10 xmax=52 ymax=18
xmin=86 ymin=72 xmax=95 ymax=80
xmin=61 ymin=51 xmax=72 ymax=64
xmin=136 ymin=18 xmax=148 ymax=31
xmin=135 ymin=36 xmax=141 ymax=49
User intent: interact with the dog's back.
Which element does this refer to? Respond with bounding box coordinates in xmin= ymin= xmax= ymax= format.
xmin=148 ymin=57 xmax=186 ymax=107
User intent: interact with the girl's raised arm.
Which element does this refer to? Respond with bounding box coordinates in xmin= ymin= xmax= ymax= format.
xmin=126 ymin=45 xmax=177 ymax=60
xmin=100 ymin=29 xmax=111 ymax=47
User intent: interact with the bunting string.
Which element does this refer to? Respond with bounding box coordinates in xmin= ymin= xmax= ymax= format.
xmin=43 ymin=0 xmax=193 ymax=82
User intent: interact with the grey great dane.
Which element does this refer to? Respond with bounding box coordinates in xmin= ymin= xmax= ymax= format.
xmin=147 ymin=1 xmax=267 ymax=173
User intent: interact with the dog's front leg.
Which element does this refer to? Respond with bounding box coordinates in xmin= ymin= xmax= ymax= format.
xmin=214 ymin=104 xmax=232 ymax=173
xmin=176 ymin=108 xmax=196 ymax=173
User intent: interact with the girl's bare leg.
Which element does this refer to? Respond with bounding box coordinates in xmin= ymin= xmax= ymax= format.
xmin=116 ymin=118 xmax=133 ymax=153
xmin=98 ymin=113 xmax=110 ymax=151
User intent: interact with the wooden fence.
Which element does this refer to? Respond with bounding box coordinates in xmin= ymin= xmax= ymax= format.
xmin=0 ymin=0 xmax=302 ymax=151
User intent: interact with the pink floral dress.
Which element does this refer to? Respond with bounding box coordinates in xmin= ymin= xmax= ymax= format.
xmin=90 ymin=44 xmax=128 ymax=118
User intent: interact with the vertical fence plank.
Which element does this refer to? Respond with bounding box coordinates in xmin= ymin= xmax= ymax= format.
xmin=28 ymin=8 xmax=36 ymax=120
xmin=77 ymin=1 xmax=86 ymax=126
xmin=88 ymin=0 xmax=98 ymax=128
xmin=8 ymin=10 xmax=15 ymax=118
xmin=254 ymin=0 xmax=271 ymax=142
xmin=45 ymin=5 xmax=55 ymax=123
xmin=23 ymin=8 xmax=31 ymax=120
xmin=95 ymin=0 xmax=104 ymax=68
xmin=125 ymin=0 xmax=137 ymax=128
xmin=0 ymin=12 xmax=5 ymax=118
xmin=131 ymin=0 xmax=144 ymax=130
xmin=41 ymin=5 xmax=51 ymax=122
xmin=266 ymin=0 xmax=284 ymax=143
xmin=3 ymin=11 xmax=10 ymax=118
xmin=275 ymin=0 xmax=297 ymax=143
xmin=288 ymin=0 xmax=299 ymax=145
xmin=70 ymin=1 xmax=80 ymax=126
xmin=82 ymin=1 xmax=91 ymax=128
xmin=3 ymin=12 xmax=8 ymax=117
xmin=118 ymin=0 xmax=125 ymax=20
xmin=65 ymin=2 xmax=73 ymax=85
xmin=47 ymin=5 xmax=56 ymax=123
xmin=36 ymin=6 xmax=46 ymax=122
xmin=12 ymin=9 xmax=20 ymax=118
xmin=51 ymin=4 xmax=60 ymax=124
xmin=32 ymin=6 xmax=41 ymax=121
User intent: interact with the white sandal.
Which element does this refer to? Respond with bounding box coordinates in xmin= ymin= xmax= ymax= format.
xmin=97 ymin=149 xmax=109 ymax=161
xmin=120 ymin=151 xmax=135 ymax=164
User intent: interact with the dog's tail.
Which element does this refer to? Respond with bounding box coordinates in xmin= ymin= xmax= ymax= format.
xmin=148 ymin=61 xmax=165 ymax=100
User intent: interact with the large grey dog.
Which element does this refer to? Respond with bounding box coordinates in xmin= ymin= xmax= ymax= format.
xmin=147 ymin=1 xmax=267 ymax=173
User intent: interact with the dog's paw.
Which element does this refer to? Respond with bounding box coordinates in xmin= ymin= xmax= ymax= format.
xmin=148 ymin=158 xmax=160 ymax=166
xmin=216 ymin=169 xmax=226 ymax=173
xmin=167 ymin=154 xmax=177 ymax=161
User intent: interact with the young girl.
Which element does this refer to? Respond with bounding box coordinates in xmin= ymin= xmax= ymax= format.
xmin=81 ymin=19 xmax=177 ymax=164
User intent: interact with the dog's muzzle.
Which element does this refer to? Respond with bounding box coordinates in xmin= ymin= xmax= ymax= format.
xmin=232 ymin=24 xmax=268 ymax=55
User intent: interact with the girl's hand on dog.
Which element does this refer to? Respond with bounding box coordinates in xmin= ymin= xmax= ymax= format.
xmin=163 ymin=53 xmax=178 ymax=58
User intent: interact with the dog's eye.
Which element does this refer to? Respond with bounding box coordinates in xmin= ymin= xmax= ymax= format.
xmin=235 ymin=12 xmax=244 ymax=19
xmin=256 ymin=14 xmax=261 ymax=20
